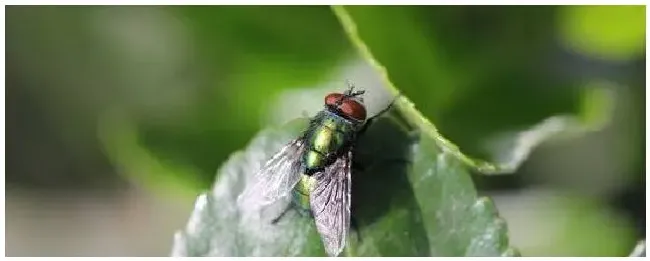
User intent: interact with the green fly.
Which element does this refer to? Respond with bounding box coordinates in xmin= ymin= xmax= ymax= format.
xmin=237 ymin=83 xmax=394 ymax=257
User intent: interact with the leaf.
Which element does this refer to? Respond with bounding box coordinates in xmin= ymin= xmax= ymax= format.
xmin=172 ymin=104 xmax=518 ymax=256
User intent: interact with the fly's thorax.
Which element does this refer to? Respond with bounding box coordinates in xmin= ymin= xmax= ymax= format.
xmin=302 ymin=111 xmax=361 ymax=171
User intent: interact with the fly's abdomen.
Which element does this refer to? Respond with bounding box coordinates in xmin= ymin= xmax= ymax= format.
xmin=291 ymin=174 xmax=316 ymax=215
xmin=304 ymin=151 xmax=327 ymax=172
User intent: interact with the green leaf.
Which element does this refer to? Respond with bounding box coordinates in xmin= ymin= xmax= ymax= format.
xmin=172 ymin=104 xmax=518 ymax=256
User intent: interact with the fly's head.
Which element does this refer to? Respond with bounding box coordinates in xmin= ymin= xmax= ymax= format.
xmin=324 ymin=81 xmax=367 ymax=123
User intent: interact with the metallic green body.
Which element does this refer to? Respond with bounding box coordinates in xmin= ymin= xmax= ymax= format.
xmin=291 ymin=110 xmax=361 ymax=215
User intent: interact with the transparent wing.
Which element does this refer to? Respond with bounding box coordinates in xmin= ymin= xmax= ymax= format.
xmin=310 ymin=150 xmax=352 ymax=257
xmin=237 ymin=138 xmax=305 ymax=209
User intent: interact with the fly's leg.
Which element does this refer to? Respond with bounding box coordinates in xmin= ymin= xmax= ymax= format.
xmin=359 ymin=95 xmax=400 ymax=135
xmin=271 ymin=204 xmax=293 ymax=225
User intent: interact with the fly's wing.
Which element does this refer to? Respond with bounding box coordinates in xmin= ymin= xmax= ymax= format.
xmin=310 ymin=150 xmax=352 ymax=257
xmin=237 ymin=138 xmax=306 ymax=209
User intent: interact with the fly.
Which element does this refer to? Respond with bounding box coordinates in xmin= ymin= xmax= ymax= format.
xmin=237 ymin=82 xmax=394 ymax=257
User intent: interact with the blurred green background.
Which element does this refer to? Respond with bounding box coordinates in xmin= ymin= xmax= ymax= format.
xmin=5 ymin=5 xmax=645 ymax=256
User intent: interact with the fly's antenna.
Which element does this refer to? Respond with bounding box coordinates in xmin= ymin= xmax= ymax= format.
xmin=344 ymin=79 xmax=365 ymax=98
xmin=351 ymin=90 xmax=365 ymax=97
xmin=344 ymin=79 xmax=355 ymax=96
xmin=337 ymin=79 xmax=366 ymax=105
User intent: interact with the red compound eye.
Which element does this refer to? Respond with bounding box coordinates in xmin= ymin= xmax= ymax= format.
xmin=324 ymin=93 xmax=344 ymax=107
xmin=338 ymin=98 xmax=366 ymax=121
